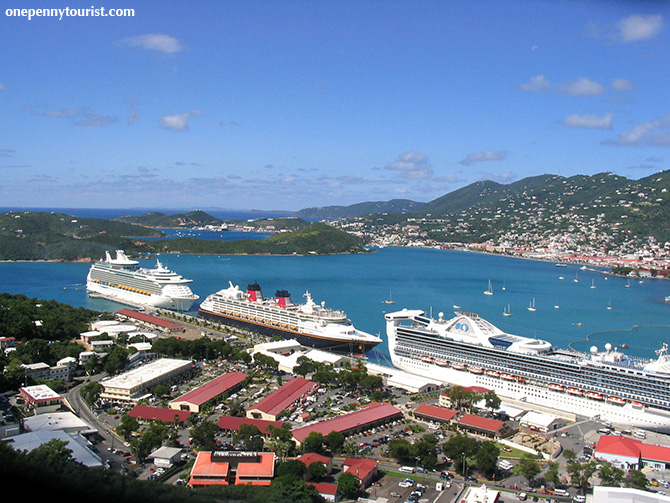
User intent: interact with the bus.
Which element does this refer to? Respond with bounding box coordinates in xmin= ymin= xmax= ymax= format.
xmin=399 ymin=466 xmax=416 ymax=473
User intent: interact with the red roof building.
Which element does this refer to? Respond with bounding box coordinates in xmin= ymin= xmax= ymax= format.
xmin=595 ymin=435 xmax=670 ymax=469
xmin=309 ymin=482 xmax=340 ymax=502
xmin=128 ymin=405 xmax=192 ymax=424
xmin=291 ymin=402 xmax=403 ymax=444
xmin=343 ymin=457 xmax=379 ymax=487
xmin=457 ymin=414 xmax=507 ymax=438
xmin=298 ymin=452 xmax=333 ymax=475
xmin=169 ymin=371 xmax=247 ymax=413
xmin=414 ymin=403 xmax=458 ymax=423
xmin=189 ymin=451 xmax=275 ymax=487
xmin=217 ymin=415 xmax=288 ymax=434
xmin=116 ymin=308 xmax=183 ymax=333
xmin=247 ymin=377 xmax=317 ymax=421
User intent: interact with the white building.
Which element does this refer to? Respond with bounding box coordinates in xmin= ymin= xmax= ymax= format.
xmin=149 ymin=446 xmax=184 ymax=468
xmin=22 ymin=411 xmax=97 ymax=435
xmin=99 ymin=358 xmax=193 ymax=402
xmin=519 ymin=411 xmax=564 ymax=433
xmin=5 ymin=429 xmax=102 ymax=468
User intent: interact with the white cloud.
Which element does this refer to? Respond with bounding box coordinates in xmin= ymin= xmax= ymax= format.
xmin=121 ymin=34 xmax=183 ymax=53
xmin=519 ymin=74 xmax=550 ymax=93
xmin=612 ymin=78 xmax=635 ymax=92
xmin=558 ymin=78 xmax=604 ymax=97
xmin=520 ymin=75 xmax=604 ymax=96
xmin=384 ymin=150 xmax=434 ymax=179
xmin=459 ymin=150 xmax=508 ymax=166
xmin=159 ymin=110 xmax=201 ymax=131
xmin=602 ymin=114 xmax=670 ymax=146
xmin=562 ymin=112 xmax=614 ymax=130
xmin=617 ymin=14 xmax=664 ymax=43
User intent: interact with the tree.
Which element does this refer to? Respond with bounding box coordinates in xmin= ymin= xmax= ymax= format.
xmin=234 ymin=423 xmax=264 ymax=451
xmin=544 ymin=461 xmax=560 ymax=487
xmin=325 ymin=430 xmax=345 ymax=454
xmin=483 ymin=390 xmax=501 ymax=412
xmin=338 ymin=471 xmax=361 ymax=499
xmin=302 ymin=431 xmax=324 ymax=453
xmin=276 ymin=459 xmax=307 ymax=479
xmin=513 ymin=454 xmax=542 ymax=485
xmin=190 ymin=420 xmax=219 ymax=451
xmin=562 ymin=448 xmax=576 ymax=462
xmin=308 ymin=461 xmax=327 ymax=481
xmin=442 ymin=435 xmax=481 ymax=475
xmin=598 ymin=461 xmax=624 ymax=487
xmin=623 ymin=469 xmax=648 ymax=491
xmin=116 ymin=414 xmax=140 ymax=440
xmin=475 ymin=441 xmax=500 ymax=479
xmin=567 ymin=460 xmax=597 ymax=493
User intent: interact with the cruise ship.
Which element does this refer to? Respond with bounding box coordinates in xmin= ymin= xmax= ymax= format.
xmin=86 ymin=250 xmax=199 ymax=311
xmin=386 ymin=308 xmax=670 ymax=432
xmin=198 ymin=282 xmax=382 ymax=355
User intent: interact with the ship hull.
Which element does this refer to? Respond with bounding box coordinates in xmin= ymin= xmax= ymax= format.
xmin=87 ymin=281 xmax=197 ymax=311
xmin=198 ymin=308 xmax=379 ymax=356
xmin=390 ymin=354 xmax=670 ymax=432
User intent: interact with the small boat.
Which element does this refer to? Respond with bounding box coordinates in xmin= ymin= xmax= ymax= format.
xmin=453 ymin=304 xmax=461 ymax=310
xmin=501 ymin=373 xmax=516 ymax=381
xmin=468 ymin=366 xmax=484 ymax=374
xmin=631 ymin=400 xmax=643 ymax=409
xmin=554 ymin=297 xmax=560 ymax=309
xmin=516 ymin=376 xmax=526 ymax=383
xmin=486 ymin=370 xmax=500 ymax=378
xmin=435 ymin=359 xmax=449 ymax=367
xmin=567 ymin=388 xmax=583 ymax=396
xmin=527 ymin=298 xmax=537 ymax=312
xmin=574 ymin=273 xmax=579 ymax=283
xmin=586 ymin=391 xmax=604 ymax=401
xmin=548 ymin=383 xmax=564 ymax=392
xmin=452 ymin=363 xmax=466 ymax=371
xmin=607 ymin=396 xmax=626 ymax=406
xmin=625 ymin=279 xmax=631 ymax=288
xmin=503 ymin=304 xmax=513 ymax=317
xmin=484 ymin=279 xmax=494 ymax=296
xmin=591 ymin=279 xmax=597 ymax=289
xmin=421 ymin=355 xmax=434 ymax=363
xmin=385 ymin=292 xmax=395 ymax=304
xmin=607 ymin=300 xmax=613 ymax=310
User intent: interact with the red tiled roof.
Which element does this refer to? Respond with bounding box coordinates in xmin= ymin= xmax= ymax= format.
xmin=117 ymin=308 xmax=182 ymax=329
xmin=173 ymin=372 xmax=247 ymax=406
xmin=128 ymin=405 xmax=191 ymax=423
xmin=298 ymin=452 xmax=332 ymax=467
xmin=457 ymin=414 xmax=505 ymax=433
xmin=248 ymin=377 xmax=316 ymax=417
xmin=596 ymin=435 xmax=670 ymax=463
xmin=292 ymin=402 xmax=403 ymax=442
xmin=414 ymin=403 xmax=458 ymax=422
xmin=309 ymin=482 xmax=338 ymax=495
xmin=343 ymin=457 xmax=378 ymax=480
xmin=217 ymin=415 xmax=288 ymax=433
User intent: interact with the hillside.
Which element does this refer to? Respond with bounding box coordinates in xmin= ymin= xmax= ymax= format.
xmin=115 ymin=210 xmax=224 ymax=228
xmin=295 ymin=199 xmax=425 ymax=219
xmin=0 ymin=212 xmax=163 ymax=261
xmin=141 ymin=222 xmax=367 ymax=255
xmin=335 ymin=170 xmax=670 ymax=249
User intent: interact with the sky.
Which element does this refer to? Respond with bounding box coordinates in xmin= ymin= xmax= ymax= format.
xmin=1 ymin=0 xmax=669 ymax=212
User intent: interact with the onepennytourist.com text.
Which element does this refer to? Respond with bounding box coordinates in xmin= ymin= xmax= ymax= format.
xmin=5 ymin=7 xmax=135 ymax=20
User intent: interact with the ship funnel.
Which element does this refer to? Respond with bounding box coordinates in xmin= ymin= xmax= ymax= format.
xmin=275 ymin=290 xmax=291 ymax=308
xmin=247 ymin=283 xmax=263 ymax=302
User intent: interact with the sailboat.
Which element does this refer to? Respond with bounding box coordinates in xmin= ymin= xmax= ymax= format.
xmin=502 ymin=280 xmax=507 ymax=291
xmin=590 ymin=279 xmax=597 ymax=289
xmin=528 ymin=298 xmax=537 ymax=312
xmin=607 ymin=300 xmax=613 ymax=310
xmin=574 ymin=273 xmax=579 ymax=283
xmin=484 ymin=279 xmax=494 ymax=296
xmin=385 ymin=292 xmax=395 ymax=304
xmin=554 ymin=297 xmax=560 ymax=309
xmin=503 ymin=304 xmax=513 ymax=317
xmin=625 ymin=279 xmax=631 ymax=288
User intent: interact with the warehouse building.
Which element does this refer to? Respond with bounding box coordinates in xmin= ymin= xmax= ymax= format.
xmin=99 ymin=358 xmax=193 ymax=402
xmin=169 ymin=371 xmax=247 ymax=413
xmin=246 ymin=377 xmax=317 ymax=421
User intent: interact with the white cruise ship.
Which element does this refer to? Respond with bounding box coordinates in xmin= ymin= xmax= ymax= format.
xmin=198 ymin=281 xmax=382 ymax=355
xmin=86 ymin=250 xmax=199 ymax=311
xmin=386 ymin=308 xmax=670 ymax=432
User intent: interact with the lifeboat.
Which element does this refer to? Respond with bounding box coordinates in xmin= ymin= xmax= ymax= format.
xmin=631 ymin=401 xmax=643 ymax=409
xmin=468 ymin=366 xmax=484 ymax=374
xmin=486 ymin=370 xmax=500 ymax=378
xmin=452 ymin=363 xmax=466 ymax=371
xmin=435 ymin=360 xmax=449 ymax=367
xmin=516 ymin=376 xmax=526 ymax=383
xmin=567 ymin=388 xmax=584 ymax=396
xmin=607 ymin=396 xmax=626 ymax=406
xmin=548 ymin=383 xmax=564 ymax=392
xmin=501 ymin=373 xmax=516 ymax=381
xmin=586 ymin=391 xmax=604 ymax=401
xmin=421 ymin=356 xmax=434 ymax=363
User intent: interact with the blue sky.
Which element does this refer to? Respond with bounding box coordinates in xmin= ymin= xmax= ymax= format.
xmin=1 ymin=0 xmax=669 ymax=211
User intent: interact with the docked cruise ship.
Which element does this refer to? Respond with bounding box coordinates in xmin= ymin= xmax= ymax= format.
xmin=86 ymin=250 xmax=199 ymax=311
xmin=386 ymin=308 xmax=670 ymax=432
xmin=198 ymin=282 xmax=382 ymax=355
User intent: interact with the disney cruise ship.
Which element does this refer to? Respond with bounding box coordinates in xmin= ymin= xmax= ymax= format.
xmin=86 ymin=250 xmax=199 ymax=311
xmin=386 ymin=308 xmax=670 ymax=432
xmin=198 ymin=281 xmax=382 ymax=355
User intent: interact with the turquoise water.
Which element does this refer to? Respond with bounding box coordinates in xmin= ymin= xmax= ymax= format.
xmin=1 ymin=247 xmax=669 ymax=362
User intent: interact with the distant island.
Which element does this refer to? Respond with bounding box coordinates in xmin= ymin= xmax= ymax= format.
xmin=0 ymin=211 xmax=367 ymax=261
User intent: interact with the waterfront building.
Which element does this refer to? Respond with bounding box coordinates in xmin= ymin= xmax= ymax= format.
xmin=99 ymin=358 xmax=193 ymax=402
